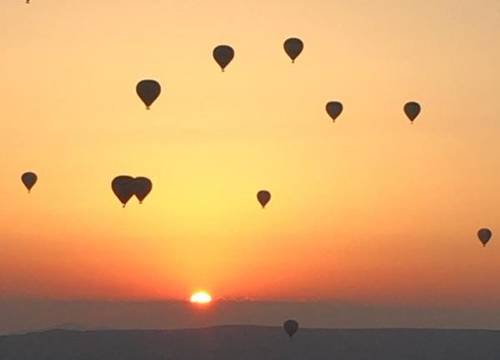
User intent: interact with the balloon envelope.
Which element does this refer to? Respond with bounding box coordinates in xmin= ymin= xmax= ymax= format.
xmin=283 ymin=38 xmax=304 ymax=63
xmin=283 ymin=319 xmax=299 ymax=338
xmin=477 ymin=228 xmax=492 ymax=247
xmin=112 ymin=176 xmax=135 ymax=207
xmin=133 ymin=177 xmax=153 ymax=204
xmin=21 ymin=172 xmax=37 ymax=192
xmin=404 ymin=102 xmax=421 ymax=122
xmin=213 ymin=45 xmax=234 ymax=71
xmin=136 ymin=80 xmax=161 ymax=109
xmin=257 ymin=190 xmax=271 ymax=208
xmin=326 ymin=101 xmax=343 ymax=122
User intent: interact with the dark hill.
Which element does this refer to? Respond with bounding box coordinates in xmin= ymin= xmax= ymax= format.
xmin=1 ymin=326 xmax=500 ymax=359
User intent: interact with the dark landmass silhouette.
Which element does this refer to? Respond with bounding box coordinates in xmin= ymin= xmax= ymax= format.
xmin=3 ymin=300 xmax=500 ymax=336
xmin=1 ymin=326 xmax=500 ymax=359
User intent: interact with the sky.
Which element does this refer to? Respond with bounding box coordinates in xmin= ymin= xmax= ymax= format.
xmin=1 ymin=0 xmax=500 ymax=319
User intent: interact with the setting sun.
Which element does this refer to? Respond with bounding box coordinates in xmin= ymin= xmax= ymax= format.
xmin=190 ymin=291 xmax=213 ymax=304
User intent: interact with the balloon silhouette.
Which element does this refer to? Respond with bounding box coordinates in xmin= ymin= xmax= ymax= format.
xmin=477 ymin=228 xmax=492 ymax=247
xmin=136 ymin=80 xmax=161 ymax=109
xmin=284 ymin=38 xmax=304 ymax=63
xmin=404 ymin=102 xmax=421 ymax=123
xmin=213 ymin=45 xmax=234 ymax=72
xmin=112 ymin=176 xmax=136 ymax=207
xmin=133 ymin=177 xmax=153 ymax=204
xmin=326 ymin=101 xmax=343 ymax=122
xmin=21 ymin=172 xmax=37 ymax=192
xmin=283 ymin=319 xmax=299 ymax=338
xmin=257 ymin=190 xmax=271 ymax=208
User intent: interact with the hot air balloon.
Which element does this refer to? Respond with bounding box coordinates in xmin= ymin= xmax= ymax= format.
xmin=112 ymin=176 xmax=135 ymax=207
xmin=326 ymin=101 xmax=343 ymax=122
xmin=133 ymin=177 xmax=153 ymax=204
xmin=21 ymin=172 xmax=37 ymax=192
xmin=477 ymin=228 xmax=492 ymax=247
xmin=257 ymin=190 xmax=271 ymax=208
xmin=283 ymin=319 xmax=299 ymax=338
xmin=136 ymin=80 xmax=161 ymax=109
xmin=283 ymin=38 xmax=304 ymax=63
xmin=404 ymin=102 xmax=421 ymax=123
xmin=213 ymin=45 xmax=234 ymax=72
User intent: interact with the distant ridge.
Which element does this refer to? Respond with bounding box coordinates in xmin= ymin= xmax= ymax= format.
xmin=1 ymin=326 xmax=500 ymax=359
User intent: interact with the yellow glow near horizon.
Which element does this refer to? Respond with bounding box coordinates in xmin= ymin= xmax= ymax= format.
xmin=190 ymin=291 xmax=213 ymax=304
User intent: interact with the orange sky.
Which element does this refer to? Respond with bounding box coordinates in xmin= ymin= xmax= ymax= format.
xmin=1 ymin=0 xmax=500 ymax=308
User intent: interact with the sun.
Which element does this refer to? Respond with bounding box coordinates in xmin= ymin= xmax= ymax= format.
xmin=190 ymin=291 xmax=213 ymax=304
